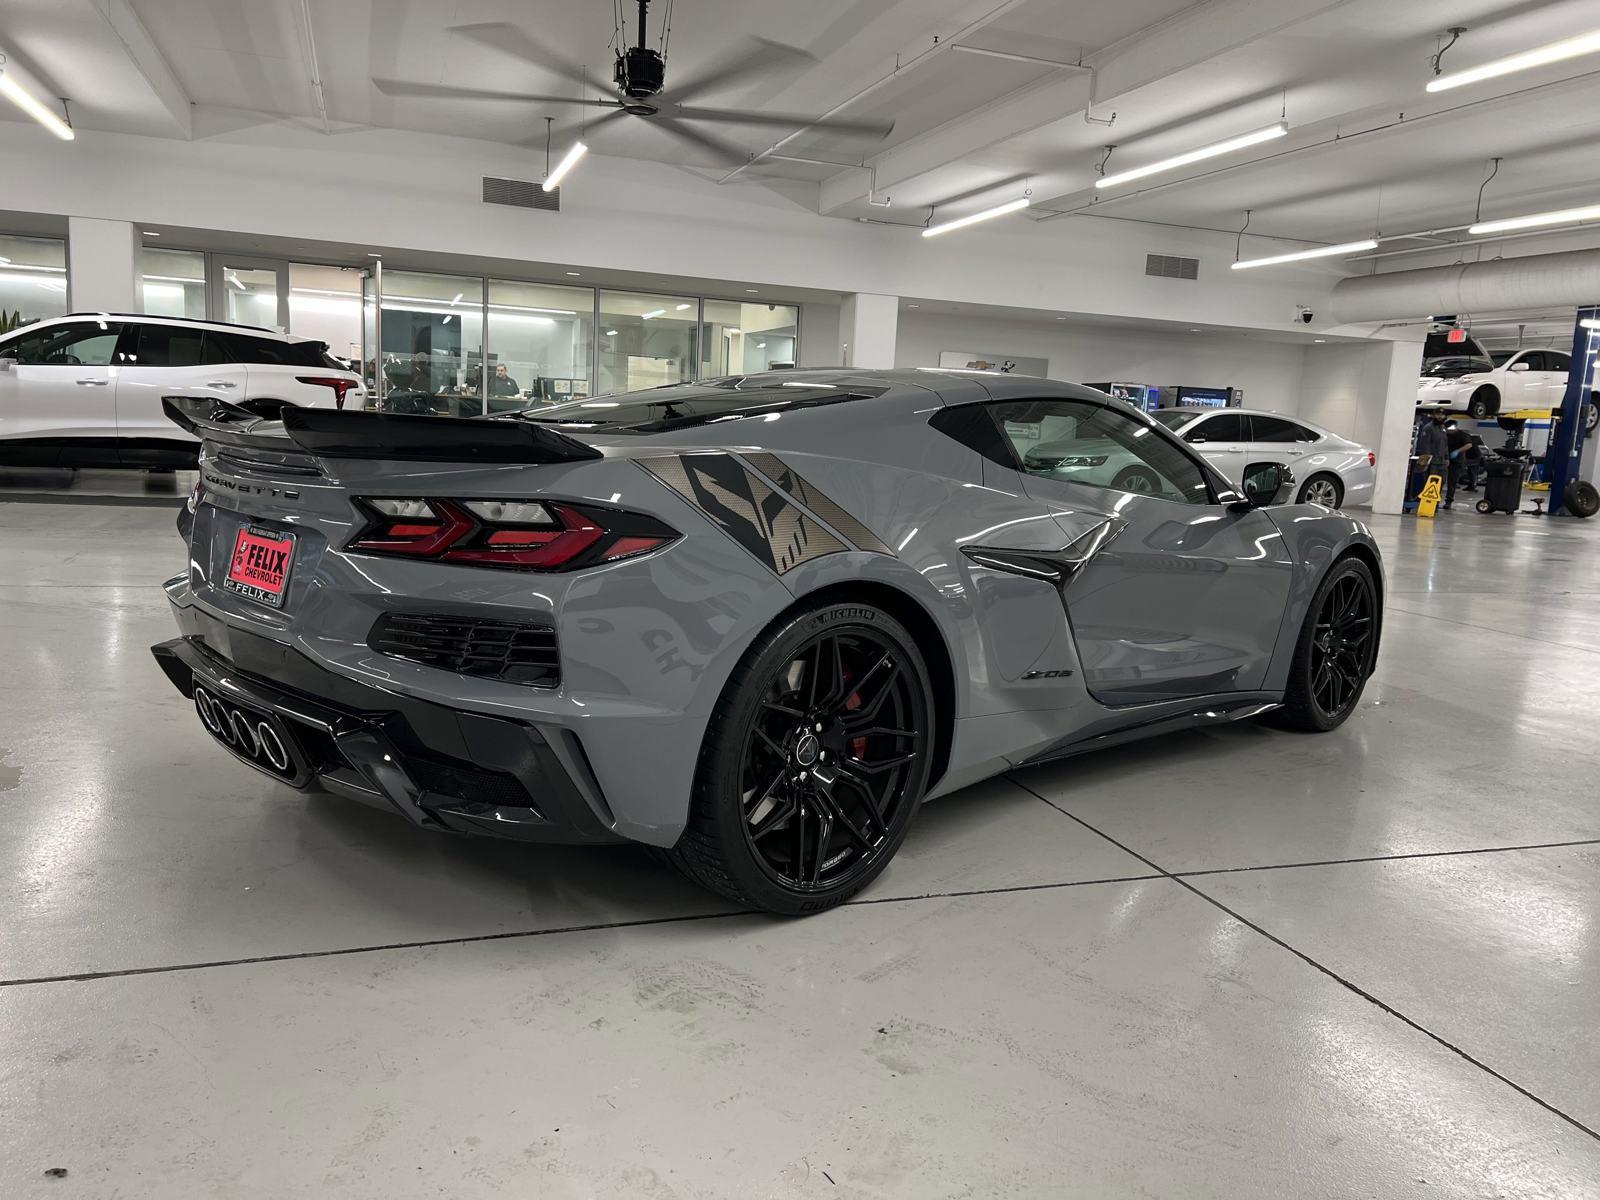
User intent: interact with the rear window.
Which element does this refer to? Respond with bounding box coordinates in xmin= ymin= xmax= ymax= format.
xmin=1149 ymin=410 xmax=1196 ymax=430
xmin=521 ymin=380 xmax=883 ymax=433
xmin=210 ymin=331 xmax=346 ymax=371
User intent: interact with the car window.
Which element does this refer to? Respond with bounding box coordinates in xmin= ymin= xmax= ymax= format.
xmin=1250 ymin=415 xmax=1317 ymax=443
xmin=128 ymin=324 xmax=206 ymax=368
xmin=988 ymin=398 xmax=1212 ymax=505
xmin=1185 ymin=412 xmax=1247 ymax=442
xmin=1546 ymin=351 xmax=1570 ymax=373
xmin=3 ymin=321 xmax=122 ymax=366
xmin=1515 ymin=352 xmax=1543 ymax=371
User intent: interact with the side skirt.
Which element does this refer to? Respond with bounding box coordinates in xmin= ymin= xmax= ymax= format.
xmin=1016 ymin=692 xmax=1282 ymax=769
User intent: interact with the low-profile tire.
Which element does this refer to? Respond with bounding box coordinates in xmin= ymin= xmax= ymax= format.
xmin=1297 ymin=473 xmax=1344 ymax=508
xmin=1467 ymin=388 xmax=1497 ymax=420
xmin=1566 ymin=480 xmax=1600 ymax=519
xmin=668 ymin=601 xmax=935 ymax=915
xmin=1267 ymin=556 xmax=1379 ymax=733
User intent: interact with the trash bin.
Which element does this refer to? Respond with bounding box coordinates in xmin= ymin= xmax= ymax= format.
xmin=1477 ymin=455 xmax=1527 ymax=514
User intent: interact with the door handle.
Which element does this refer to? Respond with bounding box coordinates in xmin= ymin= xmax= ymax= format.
xmin=205 ymin=380 xmax=238 ymax=389
xmin=76 ymin=378 xmax=108 ymax=386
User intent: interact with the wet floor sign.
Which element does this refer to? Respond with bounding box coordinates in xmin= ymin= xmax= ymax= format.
xmin=1417 ymin=472 xmax=1444 ymax=518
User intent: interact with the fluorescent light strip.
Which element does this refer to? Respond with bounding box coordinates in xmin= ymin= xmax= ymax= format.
xmin=1427 ymin=28 xmax=1600 ymax=93
xmin=1468 ymin=202 xmax=1600 ymax=236
xmin=1096 ymin=122 xmax=1287 ymax=190
xmin=543 ymin=141 xmax=588 ymax=192
xmin=641 ymin=308 xmax=666 ymax=319
xmin=0 ymin=72 xmax=75 ymax=140
xmin=921 ymin=197 xmax=1030 ymax=238
xmin=1231 ymin=239 xmax=1378 ymax=270
xmin=1581 ymin=318 xmax=1600 ymax=330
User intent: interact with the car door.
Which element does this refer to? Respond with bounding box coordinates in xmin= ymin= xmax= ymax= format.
xmin=1180 ymin=410 xmax=1250 ymax=485
xmin=1247 ymin=414 xmax=1312 ymax=476
xmin=0 ymin=320 xmax=123 ymax=466
xmin=1543 ymin=350 xmax=1573 ymax=408
xmin=1503 ymin=351 xmax=1539 ymax=408
xmin=984 ymin=397 xmax=1294 ymax=705
xmin=115 ymin=323 xmax=247 ymax=463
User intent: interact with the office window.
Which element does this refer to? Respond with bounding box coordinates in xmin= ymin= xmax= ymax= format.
xmin=141 ymin=248 xmax=207 ymax=319
xmin=486 ymin=280 xmax=593 ymax=411
xmin=598 ymin=290 xmax=697 ymax=393
xmin=0 ymin=234 xmax=68 ymax=326
xmin=288 ymin=263 xmax=362 ymax=368
xmin=379 ymin=270 xmax=484 ymax=416
xmin=700 ymin=300 xmax=798 ymax=377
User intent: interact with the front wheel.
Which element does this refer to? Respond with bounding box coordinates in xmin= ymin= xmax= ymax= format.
xmin=668 ymin=602 xmax=935 ymax=915
xmin=1467 ymin=389 xmax=1497 ymax=420
xmin=1268 ymin=556 xmax=1379 ymax=732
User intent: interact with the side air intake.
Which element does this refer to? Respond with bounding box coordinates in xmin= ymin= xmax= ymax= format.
xmin=482 ymin=176 xmax=560 ymax=212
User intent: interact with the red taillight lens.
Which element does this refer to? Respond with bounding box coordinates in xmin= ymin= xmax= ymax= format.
xmin=296 ymin=376 xmax=358 ymax=409
xmin=350 ymin=497 xmax=675 ymax=571
xmin=1368 ymin=451 xmax=1376 ymax=467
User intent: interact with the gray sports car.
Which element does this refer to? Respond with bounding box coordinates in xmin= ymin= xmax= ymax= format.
xmin=152 ymin=369 xmax=1383 ymax=915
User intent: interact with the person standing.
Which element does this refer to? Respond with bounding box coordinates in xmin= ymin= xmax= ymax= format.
xmin=1443 ymin=419 xmax=1473 ymax=509
xmin=1414 ymin=408 xmax=1450 ymax=507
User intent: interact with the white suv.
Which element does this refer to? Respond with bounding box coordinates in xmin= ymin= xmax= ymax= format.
xmin=0 ymin=314 xmax=364 ymax=469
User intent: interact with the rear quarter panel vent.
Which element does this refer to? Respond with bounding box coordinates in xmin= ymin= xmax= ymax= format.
xmin=483 ymin=176 xmax=560 ymax=212
xmin=1146 ymin=253 xmax=1199 ymax=280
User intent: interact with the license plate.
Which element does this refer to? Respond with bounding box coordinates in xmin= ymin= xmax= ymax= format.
xmin=224 ymin=525 xmax=296 ymax=607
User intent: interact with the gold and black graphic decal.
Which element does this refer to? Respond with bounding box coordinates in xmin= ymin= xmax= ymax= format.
xmin=742 ymin=452 xmax=894 ymax=556
xmin=640 ymin=454 xmax=847 ymax=575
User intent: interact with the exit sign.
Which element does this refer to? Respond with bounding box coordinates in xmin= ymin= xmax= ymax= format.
xmin=1447 ymin=328 xmax=1467 ymax=343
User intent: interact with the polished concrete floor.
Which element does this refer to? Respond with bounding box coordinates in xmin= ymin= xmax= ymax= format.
xmin=2 ymin=497 xmax=1598 ymax=1198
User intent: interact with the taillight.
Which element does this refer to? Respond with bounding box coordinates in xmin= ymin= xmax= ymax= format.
xmin=296 ymin=376 xmax=357 ymax=409
xmin=349 ymin=497 xmax=676 ymax=571
xmin=1368 ymin=451 xmax=1376 ymax=467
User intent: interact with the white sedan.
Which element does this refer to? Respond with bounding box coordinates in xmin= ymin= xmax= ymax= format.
xmin=1148 ymin=407 xmax=1376 ymax=509
xmin=1416 ymin=347 xmax=1591 ymax=423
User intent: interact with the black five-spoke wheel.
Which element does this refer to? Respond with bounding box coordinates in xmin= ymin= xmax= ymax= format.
xmin=670 ymin=603 xmax=934 ymax=914
xmin=1272 ymin=555 xmax=1379 ymax=732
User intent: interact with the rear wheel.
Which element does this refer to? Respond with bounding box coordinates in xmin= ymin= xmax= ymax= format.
xmin=668 ymin=602 xmax=934 ymax=915
xmin=1113 ymin=466 xmax=1159 ymax=494
xmin=1269 ymin=556 xmax=1378 ymax=732
xmin=1585 ymin=396 xmax=1598 ymax=435
xmin=1297 ymin=473 xmax=1343 ymax=508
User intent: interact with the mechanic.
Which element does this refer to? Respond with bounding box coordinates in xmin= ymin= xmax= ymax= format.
xmin=1443 ymin=418 xmax=1474 ymax=509
xmin=1414 ymin=407 xmax=1450 ymax=504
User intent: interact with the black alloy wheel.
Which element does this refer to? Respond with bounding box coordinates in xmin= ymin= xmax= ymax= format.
xmin=1270 ymin=556 xmax=1378 ymax=732
xmin=669 ymin=603 xmax=934 ymax=914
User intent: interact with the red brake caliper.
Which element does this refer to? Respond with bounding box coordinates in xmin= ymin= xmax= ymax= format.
xmin=843 ymin=670 xmax=867 ymax=760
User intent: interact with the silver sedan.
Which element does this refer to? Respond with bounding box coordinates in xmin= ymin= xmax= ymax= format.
xmin=1148 ymin=407 xmax=1376 ymax=509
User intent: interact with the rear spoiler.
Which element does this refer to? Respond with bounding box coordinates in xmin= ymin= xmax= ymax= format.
xmin=163 ymin=396 xmax=601 ymax=465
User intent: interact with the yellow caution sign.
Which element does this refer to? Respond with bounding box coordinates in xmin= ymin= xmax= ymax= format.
xmin=1416 ymin=472 xmax=1444 ymax=518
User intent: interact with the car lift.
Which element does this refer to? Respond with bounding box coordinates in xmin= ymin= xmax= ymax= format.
xmin=1543 ymin=304 xmax=1598 ymax=516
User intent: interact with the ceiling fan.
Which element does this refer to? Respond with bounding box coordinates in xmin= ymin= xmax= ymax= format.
xmin=372 ymin=0 xmax=893 ymax=165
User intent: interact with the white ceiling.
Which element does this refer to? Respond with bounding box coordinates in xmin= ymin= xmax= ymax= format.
xmin=3 ymin=0 xmax=1600 ymax=274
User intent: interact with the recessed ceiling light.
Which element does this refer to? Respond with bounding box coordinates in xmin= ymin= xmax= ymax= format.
xmin=907 ymin=303 xmax=920 ymax=308
xmin=745 ymin=288 xmax=758 ymax=293
xmin=566 ymin=271 xmax=580 ymax=276
xmin=1314 ymin=338 xmax=1326 ymax=342
xmin=143 ymin=231 xmax=159 ymax=237
xmin=675 ymin=303 xmax=691 ymax=310
xmin=605 ymin=329 xmax=618 ymax=336
xmin=368 ymin=252 xmax=382 ymax=257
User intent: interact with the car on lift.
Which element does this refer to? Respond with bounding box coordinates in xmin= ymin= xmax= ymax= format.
xmin=1416 ymin=346 xmax=1598 ymax=430
xmin=152 ymin=369 xmax=1384 ymax=915
xmin=0 ymin=313 xmax=363 ymax=469
xmin=1144 ymin=407 xmax=1376 ymax=509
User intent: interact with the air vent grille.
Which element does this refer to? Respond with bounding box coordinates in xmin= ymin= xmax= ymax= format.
xmin=482 ymin=176 xmax=560 ymax=212
xmin=1145 ymin=253 xmax=1199 ymax=280
xmin=369 ymin=612 xmax=560 ymax=687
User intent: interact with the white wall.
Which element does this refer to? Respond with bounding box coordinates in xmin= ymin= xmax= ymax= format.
xmin=65 ymin=217 xmax=138 ymax=312
xmin=0 ymin=116 xmax=1339 ymax=339
xmin=1297 ymin=338 xmax=1425 ymax=513
xmin=894 ymin=310 xmax=1309 ymax=408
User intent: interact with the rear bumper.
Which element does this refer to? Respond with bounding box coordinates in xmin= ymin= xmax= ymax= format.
xmin=151 ymin=617 xmax=624 ymax=845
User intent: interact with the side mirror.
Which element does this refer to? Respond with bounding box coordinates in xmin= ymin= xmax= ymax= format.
xmin=1237 ymin=461 xmax=1295 ymax=509
xmin=0 ymin=357 xmax=15 ymax=373
xmin=1510 ymin=361 xmax=1530 ymax=372
xmin=1185 ymin=433 xmax=1207 ymax=444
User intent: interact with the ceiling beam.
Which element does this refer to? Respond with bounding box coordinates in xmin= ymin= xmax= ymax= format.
xmin=818 ymin=0 xmax=1354 ymax=215
xmin=89 ymin=0 xmax=190 ymax=139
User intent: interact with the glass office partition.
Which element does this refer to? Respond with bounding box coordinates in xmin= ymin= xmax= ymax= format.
xmin=362 ymin=267 xmax=379 ymax=405
xmin=598 ymin=290 xmax=697 ymax=394
xmin=701 ymin=300 xmax=799 ymax=377
xmin=0 ymin=234 xmax=68 ymax=325
xmin=140 ymin=248 xmax=207 ymax=319
xmin=379 ymin=270 xmax=485 ymax=416
xmin=485 ymin=280 xmax=593 ymax=411
xmin=288 ymin=263 xmax=363 ymax=368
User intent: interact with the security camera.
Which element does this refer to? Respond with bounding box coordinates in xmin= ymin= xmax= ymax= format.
xmin=1295 ymin=305 xmax=1315 ymax=325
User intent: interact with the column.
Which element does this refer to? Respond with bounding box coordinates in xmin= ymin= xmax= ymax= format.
xmin=1369 ymin=337 xmax=1426 ymax=515
xmin=67 ymin=217 xmax=140 ymax=313
xmin=838 ymin=293 xmax=898 ymax=369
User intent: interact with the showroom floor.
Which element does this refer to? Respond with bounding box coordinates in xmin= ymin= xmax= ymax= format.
xmin=2 ymin=495 xmax=1598 ymax=1198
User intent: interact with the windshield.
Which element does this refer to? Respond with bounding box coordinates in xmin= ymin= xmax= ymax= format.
xmin=1148 ymin=410 xmax=1197 ymax=431
xmin=1490 ymin=351 xmax=1517 ymax=367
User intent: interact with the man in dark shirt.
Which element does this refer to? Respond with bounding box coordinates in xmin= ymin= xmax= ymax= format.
xmin=491 ymin=363 xmax=521 ymax=397
xmin=1443 ymin=419 xmax=1473 ymax=509
xmin=1414 ymin=408 xmax=1450 ymax=506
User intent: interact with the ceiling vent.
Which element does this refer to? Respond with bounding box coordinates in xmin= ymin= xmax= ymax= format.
xmin=1145 ymin=253 xmax=1199 ymax=281
xmin=482 ymin=177 xmax=560 ymax=212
